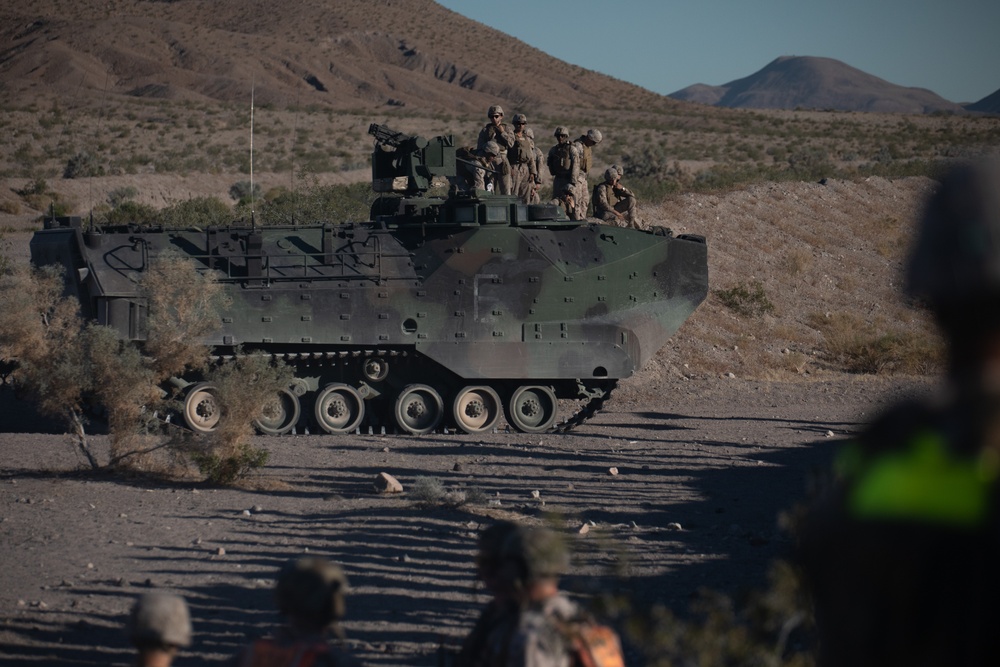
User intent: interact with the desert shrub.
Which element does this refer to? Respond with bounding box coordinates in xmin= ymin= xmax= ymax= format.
xmin=64 ymin=151 xmax=104 ymax=178
xmin=159 ymin=196 xmax=232 ymax=229
xmin=612 ymin=560 xmax=814 ymax=666
xmin=228 ymin=180 xmax=261 ymax=204
xmin=411 ymin=476 xmax=446 ymax=504
xmin=807 ymin=312 xmax=943 ymax=374
xmin=0 ymin=264 xmax=96 ymax=463
xmin=250 ymin=181 xmax=375 ymax=225
xmin=715 ymin=281 xmax=774 ymax=317
xmin=107 ymin=186 xmax=139 ymax=208
xmin=140 ymin=252 xmax=229 ymax=379
xmin=15 ymin=178 xmax=48 ymax=197
xmin=186 ymin=354 xmax=292 ymax=484
xmin=102 ymin=200 xmax=159 ymax=225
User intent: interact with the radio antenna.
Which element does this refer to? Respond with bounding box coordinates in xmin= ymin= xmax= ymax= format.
xmin=250 ymin=77 xmax=256 ymax=229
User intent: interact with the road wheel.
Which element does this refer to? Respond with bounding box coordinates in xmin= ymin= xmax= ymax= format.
xmin=253 ymin=388 xmax=301 ymax=436
xmin=184 ymin=383 xmax=221 ymax=434
xmin=395 ymin=384 xmax=444 ymax=435
xmin=452 ymin=385 xmax=502 ymax=434
xmin=314 ymin=384 xmax=365 ymax=434
xmin=507 ymin=385 xmax=558 ymax=433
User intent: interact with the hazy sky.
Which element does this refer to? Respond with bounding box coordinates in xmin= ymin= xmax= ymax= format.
xmin=435 ymin=0 xmax=999 ymax=104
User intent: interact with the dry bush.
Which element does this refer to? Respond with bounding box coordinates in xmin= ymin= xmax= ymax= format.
xmin=807 ymin=312 xmax=944 ymax=374
xmin=83 ymin=324 xmax=161 ymax=465
xmin=140 ymin=252 xmax=229 ymax=380
xmin=621 ymin=560 xmax=814 ymax=666
xmin=782 ymin=248 xmax=813 ymax=277
xmin=0 ymin=264 xmax=96 ymax=463
xmin=186 ymin=354 xmax=293 ymax=484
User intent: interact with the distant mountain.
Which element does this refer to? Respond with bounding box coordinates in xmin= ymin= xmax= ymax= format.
xmin=0 ymin=0 xmax=674 ymax=115
xmin=670 ymin=56 xmax=965 ymax=114
xmin=965 ymin=89 xmax=1000 ymax=114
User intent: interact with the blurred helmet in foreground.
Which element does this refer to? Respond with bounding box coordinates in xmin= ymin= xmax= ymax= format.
xmin=499 ymin=526 xmax=569 ymax=585
xmin=128 ymin=592 xmax=192 ymax=649
xmin=275 ymin=557 xmax=348 ymax=627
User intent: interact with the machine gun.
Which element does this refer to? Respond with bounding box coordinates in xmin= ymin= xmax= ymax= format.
xmin=368 ymin=123 xmax=456 ymax=195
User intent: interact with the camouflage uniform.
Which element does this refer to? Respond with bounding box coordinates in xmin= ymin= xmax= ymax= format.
xmin=230 ymin=557 xmax=361 ymax=667
xmin=547 ymin=127 xmax=580 ymax=219
xmin=463 ymin=592 xmax=582 ymax=667
xmin=526 ymin=128 xmax=545 ymax=205
xmin=798 ymin=160 xmax=1000 ymax=667
xmin=572 ymin=129 xmax=602 ymax=219
xmin=593 ymin=168 xmax=638 ymax=228
xmin=455 ymin=142 xmax=507 ymax=193
xmin=508 ymin=114 xmax=539 ymax=205
xmin=458 ymin=525 xmax=622 ymax=667
xmin=478 ymin=105 xmax=514 ymax=195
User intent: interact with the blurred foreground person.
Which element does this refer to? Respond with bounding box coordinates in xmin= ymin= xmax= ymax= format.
xmin=455 ymin=520 xmax=521 ymax=665
xmin=798 ymin=159 xmax=1000 ymax=666
xmin=127 ymin=592 xmax=192 ymax=667
xmin=231 ymin=557 xmax=359 ymax=667
xmin=458 ymin=523 xmax=625 ymax=667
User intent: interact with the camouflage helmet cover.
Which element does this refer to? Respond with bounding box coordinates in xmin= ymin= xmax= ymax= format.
xmin=275 ymin=557 xmax=349 ymax=626
xmin=604 ymin=167 xmax=618 ymax=182
xmin=483 ymin=140 xmax=501 ymax=157
xmin=127 ymin=592 xmax=192 ymax=648
xmin=498 ymin=526 xmax=569 ymax=584
xmin=587 ymin=129 xmax=603 ymax=144
xmin=905 ymin=159 xmax=1000 ymax=310
xmin=612 ymin=163 xmax=624 ymax=177
xmin=488 ymin=105 xmax=504 ymax=117
xmin=554 ymin=126 xmax=569 ymax=137
xmin=513 ymin=113 xmax=528 ymax=124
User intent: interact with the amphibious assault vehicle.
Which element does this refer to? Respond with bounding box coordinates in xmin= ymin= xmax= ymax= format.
xmin=30 ymin=124 xmax=708 ymax=436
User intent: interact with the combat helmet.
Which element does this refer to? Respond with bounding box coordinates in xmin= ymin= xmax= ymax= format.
xmin=587 ymin=129 xmax=603 ymax=144
xmin=275 ymin=557 xmax=349 ymax=630
xmin=604 ymin=167 xmax=618 ymax=182
xmin=497 ymin=525 xmax=569 ymax=586
xmin=554 ymin=126 xmax=569 ymax=138
xmin=127 ymin=592 xmax=192 ymax=649
xmin=488 ymin=105 xmax=504 ymax=118
xmin=513 ymin=113 xmax=528 ymax=125
xmin=905 ymin=159 xmax=1000 ymax=330
xmin=483 ymin=140 xmax=501 ymax=157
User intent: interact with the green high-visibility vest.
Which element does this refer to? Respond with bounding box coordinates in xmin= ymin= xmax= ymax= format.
xmin=839 ymin=431 xmax=1000 ymax=528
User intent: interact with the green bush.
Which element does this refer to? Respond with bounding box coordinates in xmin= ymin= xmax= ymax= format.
xmin=64 ymin=151 xmax=104 ymax=178
xmin=714 ymin=281 xmax=775 ymax=317
xmin=159 ymin=196 xmax=233 ymax=229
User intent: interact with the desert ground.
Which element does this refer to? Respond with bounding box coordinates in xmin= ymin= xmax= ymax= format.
xmin=0 ymin=371 xmax=931 ymax=666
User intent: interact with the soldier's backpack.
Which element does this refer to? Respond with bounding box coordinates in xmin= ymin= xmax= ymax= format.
xmin=563 ymin=621 xmax=626 ymax=667
xmin=239 ymin=638 xmax=337 ymax=667
xmin=548 ymin=142 xmax=574 ymax=176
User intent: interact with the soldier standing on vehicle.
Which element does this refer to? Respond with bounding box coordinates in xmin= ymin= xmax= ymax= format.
xmin=572 ymin=129 xmax=602 ymax=218
xmin=593 ymin=168 xmax=639 ymax=228
xmin=458 ymin=524 xmax=625 ymax=667
xmin=127 ymin=592 xmax=192 ymax=667
xmin=797 ymin=159 xmax=1000 ymax=667
xmin=229 ymin=557 xmax=360 ymax=667
xmin=526 ymin=128 xmax=544 ymax=204
xmin=477 ymin=105 xmax=514 ymax=195
xmin=547 ymin=127 xmax=580 ymax=218
xmin=508 ymin=114 xmax=539 ymax=205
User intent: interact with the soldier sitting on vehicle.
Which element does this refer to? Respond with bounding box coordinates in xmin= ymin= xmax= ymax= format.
xmin=593 ymin=167 xmax=639 ymax=228
xmin=229 ymin=557 xmax=360 ymax=667
xmin=127 ymin=592 xmax=192 ymax=667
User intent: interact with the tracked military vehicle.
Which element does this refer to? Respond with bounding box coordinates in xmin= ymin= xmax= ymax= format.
xmin=30 ymin=124 xmax=707 ymax=436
